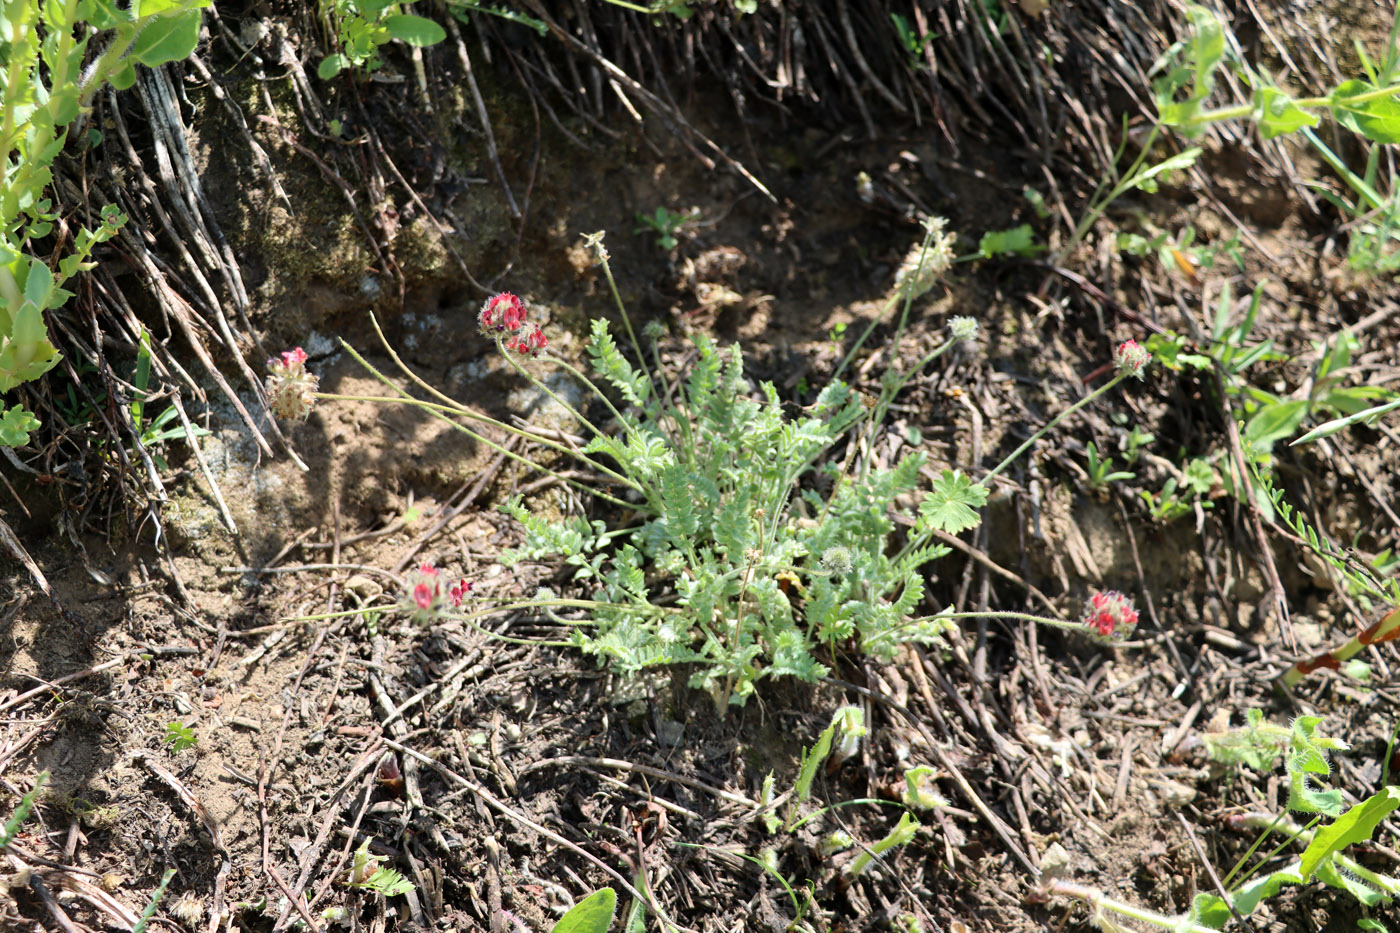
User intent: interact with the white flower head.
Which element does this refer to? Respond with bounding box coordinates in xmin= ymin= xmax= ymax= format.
xmin=894 ymin=216 xmax=956 ymax=300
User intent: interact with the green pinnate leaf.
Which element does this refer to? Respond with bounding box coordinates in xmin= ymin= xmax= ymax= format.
xmin=109 ymin=60 xmax=137 ymax=90
xmin=918 ymin=470 xmax=987 ymax=534
xmin=977 ymin=223 xmax=1042 ymax=259
xmin=588 ymin=319 xmax=649 ymax=406
xmin=846 ymin=812 xmax=920 ymax=877
xmin=1286 ymin=716 xmax=1349 ymax=816
xmin=1153 ymin=5 xmax=1225 ymax=132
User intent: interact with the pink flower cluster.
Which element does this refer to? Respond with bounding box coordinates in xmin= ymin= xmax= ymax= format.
xmin=1084 ymin=590 xmax=1139 ymax=638
xmin=478 ymin=292 xmax=525 ymax=335
xmin=404 ymin=563 xmax=471 ymax=622
xmin=265 ymin=346 xmax=319 ymax=421
xmin=478 ymin=292 xmax=548 ymax=359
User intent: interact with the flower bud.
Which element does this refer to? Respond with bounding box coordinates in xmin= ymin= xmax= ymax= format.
xmin=820 ymin=546 xmax=853 ymax=575
xmin=948 ymin=316 xmax=978 ymax=343
xmin=1113 ymin=339 xmax=1150 ymax=380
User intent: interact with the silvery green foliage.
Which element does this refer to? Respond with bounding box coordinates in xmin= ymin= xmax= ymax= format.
xmin=504 ymin=324 xmax=963 ymax=706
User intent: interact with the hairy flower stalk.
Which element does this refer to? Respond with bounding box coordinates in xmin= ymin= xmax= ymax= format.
xmin=833 ymin=215 xmax=960 ymax=382
xmin=980 ymin=342 xmax=1151 ymax=486
xmin=1041 ymin=879 xmax=1219 ymax=933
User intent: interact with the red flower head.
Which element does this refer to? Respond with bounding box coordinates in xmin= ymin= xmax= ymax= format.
xmin=479 ymin=292 xmax=526 ymax=336
xmin=505 ymin=322 xmax=548 ymax=359
xmin=1084 ymin=590 xmax=1139 ymax=638
xmin=449 ymin=579 xmax=472 ymax=608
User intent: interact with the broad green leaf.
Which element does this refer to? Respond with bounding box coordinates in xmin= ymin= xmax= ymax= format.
xmin=919 ymin=470 xmax=988 ymax=534
xmin=1256 ymin=87 xmax=1318 ymax=139
xmin=22 ymin=259 xmax=53 ymax=308
xmin=109 ymin=60 xmax=137 ymax=90
xmin=78 ymin=0 xmax=129 ymax=28
xmin=131 ymin=8 xmax=203 ymax=67
xmin=1244 ymin=400 xmax=1308 ymax=450
xmin=1315 ymin=858 xmax=1388 ymax=905
xmin=550 ymin=888 xmax=616 ymax=933
xmin=0 ymin=405 xmax=41 ymax=447
xmin=382 ymin=14 xmax=445 ymax=47
xmin=977 ymin=223 xmax=1042 ymax=259
xmin=1332 ymin=79 xmax=1400 ymax=144
xmin=1300 ymin=786 xmax=1400 ymax=878
xmin=318 ymin=53 xmax=351 ymax=79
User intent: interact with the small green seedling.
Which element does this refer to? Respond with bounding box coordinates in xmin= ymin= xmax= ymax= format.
xmin=1140 ymin=458 xmax=1216 ymax=522
xmin=0 ymin=772 xmax=47 ymax=853
xmin=1123 ymin=424 xmax=1155 ymax=464
xmin=1085 ymin=441 xmax=1136 ymax=488
xmin=346 ymin=839 xmax=415 ymax=897
xmin=633 ymin=206 xmax=697 ymax=251
xmin=890 ymin=13 xmax=935 ymax=66
xmin=164 ymin=722 xmax=197 ymax=753
xmin=132 ymin=868 xmax=176 ymax=933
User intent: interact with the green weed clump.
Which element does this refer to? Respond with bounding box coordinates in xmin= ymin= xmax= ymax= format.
xmin=278 ymin=223 xmax=1147 ymax=708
